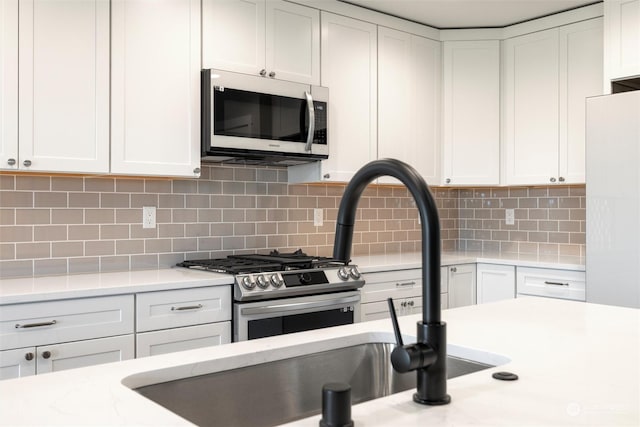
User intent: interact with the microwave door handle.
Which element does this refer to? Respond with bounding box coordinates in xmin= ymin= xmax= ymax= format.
xmin=305 ymin=91 xmax=315 ymax=152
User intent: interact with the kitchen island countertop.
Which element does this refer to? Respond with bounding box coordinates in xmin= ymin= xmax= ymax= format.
xmin=0 ymin=297 xmax=637 ymax=426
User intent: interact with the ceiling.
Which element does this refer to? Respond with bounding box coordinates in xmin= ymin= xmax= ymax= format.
xmin=339 ymin=0 xmax=600 ymax=29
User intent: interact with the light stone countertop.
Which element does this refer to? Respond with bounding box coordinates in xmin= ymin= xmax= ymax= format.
xmin=0 ymin=297 xmax=637 ymax=426
xmin=0 ymin=268 xmax=233 ymax=304
xmin=353 ymin=250 xmax=585 ymax=273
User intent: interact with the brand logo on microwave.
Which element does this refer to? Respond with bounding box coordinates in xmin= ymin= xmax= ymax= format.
xmin=269 ymin=144 xmax=281 ymax=148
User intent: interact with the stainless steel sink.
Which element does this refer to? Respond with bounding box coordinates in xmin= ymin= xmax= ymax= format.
xmin=134 ymin=342 xmax=493 ymax=427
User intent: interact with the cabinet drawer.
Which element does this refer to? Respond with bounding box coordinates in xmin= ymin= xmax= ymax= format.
xmin=136 ymin=286 xmax=231 ymax=332
xmin=0 ymin=295 xmax=134 ymax=351
xmin=517 ymin=267 xmax=585 ymax=301
xmin=136 ymin=322 xmax=231 ymax=358
xmin=361 ymin=269 xmax=421 ymax=303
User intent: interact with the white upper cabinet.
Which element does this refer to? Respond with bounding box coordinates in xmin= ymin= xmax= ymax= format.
xmin=0 ymin=0 xmax=18 ymax=171
xmin=604 ymin=0 xmax=640 ymax=84
xmin=377 ymin=27 xmax=441 ymax=186
xmin=111 ymin=0 xmax=201 ymax=178
xmin=15 ymin=0 xmax=109 ymax=173
xmin=289 ymin=12 xmax=377 ymax=183
xmin=203 ymin=0 xmax=320 ymax=85
xmin=442 ymin=40 xmax=500 ymax=186
xmin=503 ymin=18 xmax=603 ymax=185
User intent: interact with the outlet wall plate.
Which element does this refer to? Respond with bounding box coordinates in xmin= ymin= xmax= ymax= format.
xmin=313 ymin=208 xmax=323 ymax=226
xmin=143 ymin=206 xmax=156 ymax=229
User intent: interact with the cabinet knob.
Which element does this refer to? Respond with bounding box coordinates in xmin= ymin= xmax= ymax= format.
xmin=23 ymin=159 xmax=32 ymax=167
xmin=323 ymin=173 xmax=330 ymax=179
xmin=549 ymin=177 xmax=556 ymax=183
xmin=450 ymin=267 xmax=457 ymax=273
xmin=558 ymin=176 xmax=565 ymax=182
xmin=25 ymin=352 xmax=34 ymax=361
xmin=445 ymin=178 xmax=451 ymax=184
xmin=193 ymin=167 xmax=201 ymax=175
xmin=259 ymin=69 xmax=267 ymax=76
xmin=268 ymin=71 xmax=276 ymax=78
xmin=7 ymin=158 xmax=16 ymax=166
xmin=41 ymin=351 xmax=51 ymax=359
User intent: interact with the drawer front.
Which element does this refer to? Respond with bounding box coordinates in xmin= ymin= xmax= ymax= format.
xmin=136 ymin=286 xmax=231 ymax=332
xmin=517 ymin=267 xmax=586 ymax=301
xmin=0 ymin=295 xmax=134 ymax=351
xmin=136 ymin=322 xmax=231 ymax=357
xmin=361 ymin=293 xmax=447 ymax=322
xmin=361 ymin=270 xmax=421 ymax=303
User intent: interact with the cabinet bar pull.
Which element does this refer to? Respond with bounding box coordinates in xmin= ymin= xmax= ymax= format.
xmin=544 ymin=281 xmax=569 ymax=286
xmin=15 ymin=320 xmax=57 ymax=329
xmin=171 ymin=304 xmax=203 ymax=311
xmin=396 ymin=281 xmax=416 ymax=287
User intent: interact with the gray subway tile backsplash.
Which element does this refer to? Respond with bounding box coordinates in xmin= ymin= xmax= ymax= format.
xmin=0 ymin=164 xmax=585 ymax=278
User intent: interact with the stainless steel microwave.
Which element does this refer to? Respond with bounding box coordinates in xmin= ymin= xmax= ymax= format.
xmin=201 ymin=69 xmax=328 ymax=166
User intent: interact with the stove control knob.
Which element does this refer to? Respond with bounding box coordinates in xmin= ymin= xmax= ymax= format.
xmin=338 ymin=267 xmax=350 ymax=281
xmin=256 ymin=275 xmax=269 ymax=289
xmin=349 ymin=266 xmax=361 ymax=280
xmin=241 ymin=276 xmax=256 ymax=290
xmin=270 ymin=274 xmax=284 ymax=288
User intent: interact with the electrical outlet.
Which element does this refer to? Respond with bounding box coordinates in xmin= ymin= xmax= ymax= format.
xmin=313 ymin=208 xmax=323 ymax=226
xmin=143 ymin=206 xmax=156 ymax=229
xmin=505 ymin=209 xmax=515 ymax=225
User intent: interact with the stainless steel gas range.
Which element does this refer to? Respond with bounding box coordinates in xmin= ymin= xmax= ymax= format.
xmin=178 ymin=250 xmax=365 ymax=341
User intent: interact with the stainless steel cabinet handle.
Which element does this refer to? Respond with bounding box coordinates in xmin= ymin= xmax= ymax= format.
xmin=259 ymin=69 xmax=267 ymax=76
xmin=544 ymin=281 xmax=569 ymax=286
xmin=25 ymin=352 xmax=34 ymax=361
xmin=15 ymin=320 xmax=57 ymax=329
xmin=395 ymin=281 xmax=416 ymax=287
xmin=41 ymin=351 xmax=51 ymax=359
xmin=241 ymin=295 xmax=360 ymax=316
xmin=23 ymin=159 xmax=32 ymax=167
xmin=409 ymin=301 xmax=414 ymax=306
xmin=558 ymin=176 xmax=565 ymax=182
xmin=269 ymin=71 xmax=276 ymax=78
xmin=7 ymin=158 xmax=16 ymax=166
xmin=450 ymin=267 xmax=457 ymax=273
xmin=323 ymin=173 xmax=330 ymax=179
xmin=304 ymin=91 xmax=315 ymax=152
xmin=445 ymin=178 xmax=451 ymax=184
xmin=171 ymin=304 xmax=203 ymax=311
xmin=550 ymin=177 xmax=556 ymax=183
xmin=193 ymin=167 xmax=201 ymax=175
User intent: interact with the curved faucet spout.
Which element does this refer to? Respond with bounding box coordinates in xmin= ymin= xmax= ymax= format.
xmin=333 ymin=158 xmax=441 ymax=324
xmin=333 ymin=158 xmax=450 ymax=406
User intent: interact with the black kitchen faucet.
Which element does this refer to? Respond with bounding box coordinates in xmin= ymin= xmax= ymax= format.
xmin=333 ymin=158 xmax=450 ymax=405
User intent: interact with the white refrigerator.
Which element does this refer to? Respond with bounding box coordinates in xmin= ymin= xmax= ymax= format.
xmin=586 ymin=90 xmax=640 ymax=308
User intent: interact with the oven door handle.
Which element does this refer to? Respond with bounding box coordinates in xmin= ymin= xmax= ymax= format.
xmin=240 ymin=294 xmax=359 ymax=316
xmin=304 ymin=91 xmax=315 ymax=152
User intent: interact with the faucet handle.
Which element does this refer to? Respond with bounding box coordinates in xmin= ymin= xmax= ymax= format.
xmin=387 ymin=298 xmax=404 ymax=347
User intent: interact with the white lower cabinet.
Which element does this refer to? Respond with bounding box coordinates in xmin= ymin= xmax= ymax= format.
xmin=0 ymin=295 xmax=135 ymax=380
xmin=476 ymin=264 xmax=516 ymax=304
xmin=446 ymin=264 xmax=477 ymax=309
xmin=136 ymin=323 xmax=230 ymax=358
xmin=135 ymin=286 xmax=232 ymax=357
xmin=0 ymin=335 xmax=134 ymax=380
xmin=360 ymin=267 xmax=449 ymax=322
xmin=516 ymin=267 xmax=586 ymax=301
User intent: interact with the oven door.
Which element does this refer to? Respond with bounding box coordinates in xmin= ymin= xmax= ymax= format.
xmin=233 ymin=291 xmax=360 ymax=342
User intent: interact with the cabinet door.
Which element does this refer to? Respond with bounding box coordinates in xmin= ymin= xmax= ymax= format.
xmin=378 ymin=28 xmax=441 ymax=185
xmin=443 ymin=40 xmax=500 ymax=186
xmin=136 ymin=322 xmax=231 ymax=358
xmin=503 ymin=28 xmax=559 ymax=185
xmin=0 ymin=0 xmax=18 ymax=171
xmin=604 ymin=0 xmax=640 ymax=82
xmin=18 ymin=0 xmax=109 ymax=173
xmin=111 ymin=0 xmax=201 ymax=177
xmin=202 ymin=0 xmax=265 ymax=76
xmin=558 ymin=18 xmax=603 ymax=184
xmin=266 ymin=1 xmax=319 ymax=85
xmin=447 ymin=264 xmax=476 ymax=308
xmin=0 ymin=347 xmax=36 ymax=380
xmin=318 ymin=12 xmax=377 ymax=182
xmin=37 ymin=335 xmax=134 ymax=375
xmin=476 ymin=263 xmax=515 ymax=304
